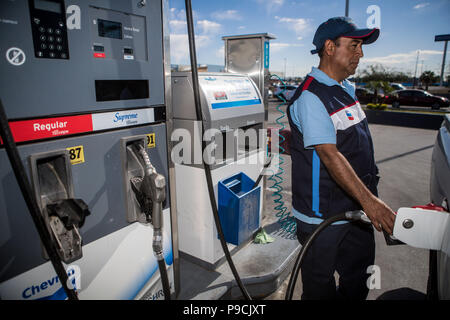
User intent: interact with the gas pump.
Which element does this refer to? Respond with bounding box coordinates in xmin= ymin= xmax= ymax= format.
xmin=0 ymin=0 xmax=177 ymax=300
xmin=172 ymin=71 xmax=267 ymax=270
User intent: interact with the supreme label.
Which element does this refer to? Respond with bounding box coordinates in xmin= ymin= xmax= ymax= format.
xmin=91 ymin=109 xmax=155 ymax=131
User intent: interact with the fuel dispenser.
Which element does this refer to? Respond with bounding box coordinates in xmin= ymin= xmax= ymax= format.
xmin=222 ymin=33 xmax=276 ymax=122
xmin=172 ymin=72 xmax=266 ymax=268
xmin=0 ymin=0 xmax=177 ymax=300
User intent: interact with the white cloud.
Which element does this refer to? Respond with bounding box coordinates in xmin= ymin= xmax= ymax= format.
xmin=270 ymin=42 xmax=304 ymax=53
xmin=216 ymin=45 xmax=224 ymax=60
xmin=170 ymin=8 xmax=186 ymax=21
xmin=170 ymin=34 xmax=210 ymax=64
xmin=275 ymin=16 xmax=312 ymax=36
xmin=359 ymin=49 xmax=449 ymax=75
xmin=211 ymin=10 xmax=242 ymax=21
xmin=256 ymin=0 xmax=285 ymax=13
xmin=169 ymin=20 xmax=187 ymax=34
xmin=168 ymin=8 xmax=222 ymax=65
xmin=413 ymin=2 xmax=430 ymax=9
xmin=197 ymin=20 xmax=222 ymax=34
xmin=362 ymin=50 xmax=443 ymax=65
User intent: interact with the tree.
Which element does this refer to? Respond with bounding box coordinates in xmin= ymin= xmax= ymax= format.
xmin=356 ymin=64 xmax=410 ymax=83
xmin=420 ymin=71 xmax=439 ymax=90
xmin=365 ymin=80 xmax=393 ymax=105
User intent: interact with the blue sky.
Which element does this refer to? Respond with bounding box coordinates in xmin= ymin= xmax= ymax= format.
xmin=168 ymin=0 xmax=450 ymax=79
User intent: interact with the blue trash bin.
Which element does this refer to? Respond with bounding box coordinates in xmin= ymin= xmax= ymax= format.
xmin=218 ymin=172 xmax=261 ymax=245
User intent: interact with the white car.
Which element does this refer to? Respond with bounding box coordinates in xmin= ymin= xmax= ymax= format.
xmin=273 ymin=85 xmax=299 ymax=102
xmin=390 ymin=83 xmax=406 ymax=91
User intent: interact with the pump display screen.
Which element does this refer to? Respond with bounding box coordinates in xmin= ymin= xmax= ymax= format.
xmin=34 ymin=0 xmax=62 ymax=13
xmin=98 ymin=19 xmax=123 ymax=40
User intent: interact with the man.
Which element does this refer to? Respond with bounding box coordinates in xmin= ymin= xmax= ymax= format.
xmin=286 ymin=17 xmax=396 ymax=300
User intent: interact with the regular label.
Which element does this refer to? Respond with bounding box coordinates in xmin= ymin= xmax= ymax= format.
xmin=67 ymin=145 xmax=85 ymax=165
xmin=147 ymin=133 xmax=155 ymax=148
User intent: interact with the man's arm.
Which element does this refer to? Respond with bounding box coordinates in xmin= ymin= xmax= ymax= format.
xmin=315 ymin=143 xmax=395 ymax=234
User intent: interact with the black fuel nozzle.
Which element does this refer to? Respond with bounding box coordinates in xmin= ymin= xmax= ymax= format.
xmin=129 ymin=143 xmax=166 ymax=227
xmin=46 ymin=198 xmax=90 ymax=230
xmin=45 ymin=198 xmax=90 ymax=263
xmin=130 ymin=176 xmax=153 ymax=223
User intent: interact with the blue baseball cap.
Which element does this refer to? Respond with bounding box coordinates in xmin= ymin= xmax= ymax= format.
xmin=311 ymin=17 xmax=379 ymax=54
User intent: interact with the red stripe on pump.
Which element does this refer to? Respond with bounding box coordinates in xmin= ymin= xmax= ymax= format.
xmin=5 ymin=114 xmax=93 ymax=143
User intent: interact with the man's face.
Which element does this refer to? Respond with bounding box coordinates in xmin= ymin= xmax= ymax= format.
xmin=331 ymin=37 xmax=364 ymax=77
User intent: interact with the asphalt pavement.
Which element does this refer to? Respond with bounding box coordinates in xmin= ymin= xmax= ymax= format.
xmin=264 ymin=100 xmax=438 ymax=300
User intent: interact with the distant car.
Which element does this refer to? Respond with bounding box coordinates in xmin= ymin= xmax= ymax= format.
xmin=274 ymin=85 xmax=298 ymax=102
xmin=385 ymin=89 xmax=450 ymax=110
xmin=355 ymin=87 xmax=385 ymax=104
xmin=390 ymin=83 xmax=407 ymax=91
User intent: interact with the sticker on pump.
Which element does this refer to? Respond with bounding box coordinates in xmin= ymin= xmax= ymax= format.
xmin=147 ymin=133 xmax=155 ymax=148
xmin=67 ymin=145 xmax=85 ymax=165
xmin=5 ymin=114 xmax=93 ymax=143
xmin=214 ymin=91 xmax=228 ymax=101
xmin=91 ymin=109 xmax=155 ymax=131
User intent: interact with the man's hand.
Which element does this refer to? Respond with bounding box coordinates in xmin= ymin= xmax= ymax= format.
xmin=315 ymin=144 xmax=396 ymax=234
xmin=361 ymin=195 xmax=396 ymax=234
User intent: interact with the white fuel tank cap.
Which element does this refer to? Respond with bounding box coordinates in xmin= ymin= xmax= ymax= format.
xmin=394 ymin=207 xmax=449 ymax=250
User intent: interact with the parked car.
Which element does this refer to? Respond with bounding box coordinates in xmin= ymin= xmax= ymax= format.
xmin=355 ymin=87 xmax=386 ymax=104
xmin=378 ymin=115 xmax=450 ymax=300
xmin=389 ymin=83 xmax=406 ymax=91
xmin=274 ymin=85 xmax=298 ymax=102
xmin=385 ymin=89 xmax=450 ymax=110
xmin=429 ymin=114 xmax=450 ymax=300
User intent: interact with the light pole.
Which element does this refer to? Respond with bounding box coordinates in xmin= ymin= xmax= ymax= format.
xmin=345 ymin=0 xmax=349 ymax=17
xmin=435 ymin=34 xmax=449 ymax=86
xmin=413 ymin=50 xmax=420 ymax=88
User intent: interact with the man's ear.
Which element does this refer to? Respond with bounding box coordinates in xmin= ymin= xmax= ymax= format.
xmin=323 ymin=39 xmax=335 ymax=56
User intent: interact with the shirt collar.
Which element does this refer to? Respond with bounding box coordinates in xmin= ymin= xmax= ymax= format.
xmin=308 ymin=67 xmax=355 ymax=97
xmin=309 ymin=67 xmax=342 ymax=86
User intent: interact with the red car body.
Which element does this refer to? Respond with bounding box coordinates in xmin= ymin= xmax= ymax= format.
xmin=385 ymin=89 xmax=449 ymax=110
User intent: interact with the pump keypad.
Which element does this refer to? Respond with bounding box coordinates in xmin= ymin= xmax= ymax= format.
xmin=29 ymin=0 xmax=70 ymax=60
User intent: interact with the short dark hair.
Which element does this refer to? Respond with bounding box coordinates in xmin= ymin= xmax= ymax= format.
xmin=318 ymin=38 xmax=341 ymax=58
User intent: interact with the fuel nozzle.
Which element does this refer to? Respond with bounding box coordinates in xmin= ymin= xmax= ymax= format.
xmin=135 ymin=146 xmax=167 ymax=265
xmin=129 ymin=144 xmax=166 ymax=255
xmin=345 ymin=210 xmax=372 ymax=224
xmin=127 ymin=142 xmax=170 ymax=300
